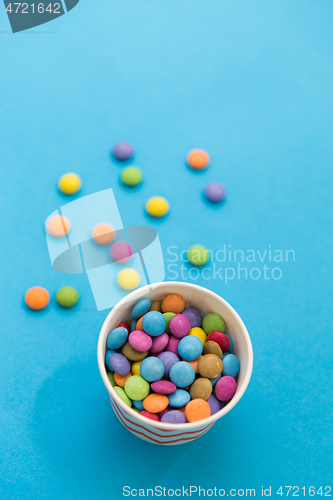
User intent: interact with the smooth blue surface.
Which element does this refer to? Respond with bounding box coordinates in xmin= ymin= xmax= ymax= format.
xmin=1 ymin=1 xmax=333 ymax=499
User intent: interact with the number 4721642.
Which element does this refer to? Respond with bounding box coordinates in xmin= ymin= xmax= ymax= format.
xmin=277 ymin=487 xmax=331 ymax=497
xmin=5 ymin=3 xmax=61 ymax=14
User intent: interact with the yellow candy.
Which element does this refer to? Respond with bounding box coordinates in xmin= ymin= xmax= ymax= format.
xmin=145 ymin=196 xmax=169 ymax=217
xmin=58 ymin=173 xmax=81 ymax=195
xmin=132 ymin=360 xmax=143 ymax=376
xmin=189 ymin=327 xmax=207 ymax=346
xmin=117 ymin=268 xmax=140 ymax=290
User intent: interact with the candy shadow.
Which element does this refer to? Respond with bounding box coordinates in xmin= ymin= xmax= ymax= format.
xmin=201 ymin=191 xmax=227 ymax=210
xmin=109 ymin=153 xmax=133 ymax=167
xmin=185 ymin=161 xmax=209 ymax=175
xmin=117 ymin=176 xmax=143 ymax=194
xmin=143 ymin=209 xmax=170 ymax=225
xmin=21 ymin=298 xmax=50 ymax=317
xmin=30 ymin=358 xmax=191 ymax=495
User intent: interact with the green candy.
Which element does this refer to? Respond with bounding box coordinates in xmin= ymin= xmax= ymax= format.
xmin=132 ymin=407 xmax=140 ymax=413
xmin=202 ymin=313 xmax=225 ymax=334
xmin=114 ymin=386 xmax=132 ymax=407
xmin=188 ymin=245 xmax=210 ymax=266
xmin=124 ymin=375 xmax=149 ymax=400
xmin=56 ymin=286 xmax=79 ymax=307
xmin=121 ymin=166 xmax=142 ymax=186
xmin=107 ymin=372 xmax=116 ymax=387
xmin=163 ymin=312 xmax=175 ymax=334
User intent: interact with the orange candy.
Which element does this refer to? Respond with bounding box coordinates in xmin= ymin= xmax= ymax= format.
xmin=46 ymin=215 xmax=71 ymax=238
xmin=114 ymin=371 xmax=132 ymax=388
xmin=161 ymin=294 xmax=185 ymax=314
xmin=143 ymin=394 xmax=169 ymax=413
xmin=185 ymin=398 xmax=211 ymax=422
xmin=185 ymin=355 xmax=203 ymax=375
xmin=186 ymin=149 xmax=210 ymax=170
xmin=25 ymin=286 xmax=50 ymax=310
xmin=92 ymin=223 xmax=115 ymax=245
xmin=136 ymin=316 xmax=144 ymax=331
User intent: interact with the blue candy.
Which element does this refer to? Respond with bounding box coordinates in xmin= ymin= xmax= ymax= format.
xmin=161 ymin=410 xmax=186 ymax=424
xmin=131 ymin=298 xmax=151 ymax=320
xmin=169 ymin=361 xmax=195 ymax=388
xmin=222 ymin=354 xmax=240 ymax=378
xmin=168 ymin=389 xmax=191 ymax=408
xmin=142 ymin=311 xmax=166 ymax=336
xmin=106 ymin=326 xmax=128 ymax=350
xmin=210 ymin=374 xmax=222 ymax=386
xmin=178 ymin=335 xmax=203 ymax=361
xmin=140 ymin=357 xmax=165 ymax=382
xmin=105 ymin=349 xmax=116 ymax=372
xmin=157 ymin=351 xmax=179 ymax=377
xmin=130 ymin=319 xmax=137 ymax=332
xmin=108 ymin=352 xmax=131 ymax=376
xmin=132 ymin=399 xmax=145 ymax=411
xmin=182 ymin=308 xmax=202 ymax=328
xmin=224 ymin=333 xmax=233 ymax=353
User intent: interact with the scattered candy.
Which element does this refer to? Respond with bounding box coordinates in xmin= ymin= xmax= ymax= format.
xmin=55 ymin=286 xmax=79 ymax=308
xmin=186 ymin=149 xmax=210 ymax=170
xmin=111 ymin=241 xmax=132 ymax=263
xmin=204 ymin=182 xmax=226 ymax=202
xmin=46 ymin=215 xmax=71 ymax=238
xmin=25 ymin=286 xmax=49 ymax=310
xmin=112 ymin=141 xmax=134 ymax=160
xmin=121 ymin=166 xmax=142 ymax=186
xmin=92 ymin=223 xmax=115 ymax=245
xmin=145 ymin=196 xmax=169 ymax=217
xmin=117 ymin=268 xmax=140 ymax=290
xmin=188 ymin=244 xmax=210 ymax=266
xmin=58 ymin=172 xmax=81 ymax=195
xmin=105 ymin=292 xmax=240 ymax=425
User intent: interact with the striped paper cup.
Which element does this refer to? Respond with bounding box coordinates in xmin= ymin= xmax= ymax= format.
xmin=97 ymin=282 xmax=253 ymax=445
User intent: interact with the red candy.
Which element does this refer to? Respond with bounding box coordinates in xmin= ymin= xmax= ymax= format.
xmin=207 ymin=331 xmax=230 ymax=352
xmin=140 ymin=410 xmax=160 ymax=421
xmin=118 ymin=321 xmax=130 ymax=333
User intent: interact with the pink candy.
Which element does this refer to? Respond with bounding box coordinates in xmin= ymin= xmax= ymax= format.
xmin=215 ymin=376 xmax=237 ymax=401
xmin=110 ymin=241 xmax=132 ymax=263
xmin=169 ymin=314 xmax=191 ymax=338
xmin=151 ymin=380 xmax=177 ymax=395
xmin=140 ymin=410 xmax=160 ymax=421
xmin=167 ymin=336 xmax=180 ymax=355
xmin=129 ymin=330 xmax=152 ymax=352
xmin=150 ymin=332 xmax=169 ymax=353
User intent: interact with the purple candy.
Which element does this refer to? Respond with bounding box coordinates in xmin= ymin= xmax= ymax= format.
xmin=158 ymin=351 xmax=179 ymax=377
xmin=166 ymin=336 xmax=180 ymax=355
xmin=204 ymin=182 xmax=226 ymax=202
xmin=169 ymin=314 xmax=191 ymax=339
xmin=182 ymin=308 xmax=202 ymax=328
xmin=112 ymin=141 xmax=134 ymax=160
xmin=207 ymin=394 xmax=222 ymax=415
xmin=150 ymin=332 xmax=169 ymax=353
xmin=109 ymin=353 xmax=131 ymax=376
xmin=151 ymin=380 xmax=177 ymax=395
xmin=215 ymin=376 xmax=237 ymax=401
xmin=158 ymin=405 xmax=172 ymax=418
xmin=161 ymin=410 xmax=186 ymax=424
xmin=128 ymin=330 xmax=152 ymax=352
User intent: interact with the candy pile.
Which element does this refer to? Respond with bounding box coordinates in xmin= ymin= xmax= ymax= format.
xmin=105 ymin=293 xmax=240 ymax=424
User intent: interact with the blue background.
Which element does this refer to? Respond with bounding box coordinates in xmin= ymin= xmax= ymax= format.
xmin=1 ymin=1 xmax=333 ymax=498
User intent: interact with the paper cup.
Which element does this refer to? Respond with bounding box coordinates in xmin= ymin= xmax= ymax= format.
xmin=97 ymin=282 xmax=253 ymax=445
